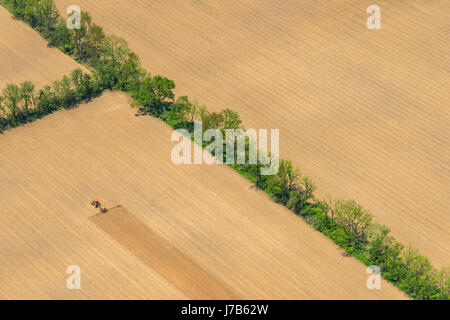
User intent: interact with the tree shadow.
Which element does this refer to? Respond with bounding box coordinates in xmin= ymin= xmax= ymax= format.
xmin=134 ymin=107 xmax=150 ymax=117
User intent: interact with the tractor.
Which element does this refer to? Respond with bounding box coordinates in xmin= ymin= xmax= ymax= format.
xmin=90 ymin=199 xmax=107 ymax=214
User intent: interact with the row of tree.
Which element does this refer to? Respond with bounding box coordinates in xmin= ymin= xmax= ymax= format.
xmin=1 ymin=0 xmax=448 ymax=300
xmin=231 ymin=156 xmax=449 ymax=299
xmin=2 ymin=0 xmax=144 ymax=90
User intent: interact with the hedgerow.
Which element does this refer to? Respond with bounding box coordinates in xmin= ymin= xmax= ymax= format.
xmin=1 ymin=0 xmax=448 ymax=300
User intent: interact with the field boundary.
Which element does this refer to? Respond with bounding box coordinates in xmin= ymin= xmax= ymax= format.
xmin=0 ymin=0 xmax=447 ymax=300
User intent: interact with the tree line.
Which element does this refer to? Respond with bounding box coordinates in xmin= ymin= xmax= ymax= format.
xmin=1 ymin=0 xmax=448 ymax=300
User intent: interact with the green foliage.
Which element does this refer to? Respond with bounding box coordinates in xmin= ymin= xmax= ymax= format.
xmin=365 ymin=223 xmax=403 ymax=269
xmin=232 ymin=153 xmax=448 ymax=300
xmin=200 ymin=110 xmax=224 ymax=132
xmin=265 ymin=160 xmax=300 ymax=204
xmin=334 ymin=199 xmax=373 ymax=245
xmin=129 ymin=74 xmax=175 ymax=115
xmin=396 ymin=247 xmax=443 ymax=299
xmin=301 ymin=176 xmax=316 ymax=199
xmin=0 ymin=68 xmax=102 ymax=130
xmin=1 ymin=0 xmax=142 ymax=89
xmin=163 ymin=96 xmax=193 ymax=130
xmin=97 ymin=35 xmax=144 ymax=90
xmin=223 ymin=108 xmax=242 ymax=130
xmin=20 ymin=81 xmax=35 ymax=114
xmin=2 ymin=0 xmax=448 ymax=301
xmin=266 ymin=175 xmax=288 ymax=203
xmin=2 ymin=83 xmax=22 ymax=123
xmin=286 ymin=191 xmax=307 ymax=214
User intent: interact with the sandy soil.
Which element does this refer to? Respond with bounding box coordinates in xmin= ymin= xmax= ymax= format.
xmin=54 ymin=0 xmax=450 ymax=267
xmin=0 ymin=92 xmax=406 ymax=299
xmin=0 ymin=5 xmax=86 ymax=91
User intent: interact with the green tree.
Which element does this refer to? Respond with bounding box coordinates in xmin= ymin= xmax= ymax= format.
xmin=79 ymin=72 xmax=97 ymax=100
xmin=53 ymin=75 xmax=76 ymax=108
xmin=0 ymin=95 xmax=5 ymax=132
xmin=21 ymin=0 xmax=59 ymax=35
xmin=152 ymin=75 xmax=175 ymax=104
xmin=0 ymin=96 xmax=5 ymax=114
xmin=97 ymin=35 xmax=143 ymax=90
xmin=280 ymin=159 xmax=301 ymax=191
xmin=70 ymin=68 xmax=84 ymax=101
xmin=265 ymin=175 xmax=286 ymax=203
xmin=365 ymin=223 xmax=403 ymax=269
xmin=200 ymin=109 xmax=224 ymax=132
xmin=2 ymin=84 xmax=22 ymax=123
xmin=301 ymin=176 xmax=316 ymax=199
xmin=317 ymin=195 xmax=338 ymax=228
xmin=287 ymin=191 xmax=308 ymax=215
xmin=130 ymin=74 xmax=175 ymax=114
xmin=23 ymin=0 xmax=39 ymax=27
xmin=436 ymin=267 xmax=449 ymax=299
xmin=334 ymin=199 xmax=373 ymax=244
xmin=164 ymin=95 xmax=192 ymax=128
xmin=36 ymin=85 xmax=56 ymax=112
xmin=100 ymin=35 xmax=129 ymax=65
xmin=20 ymin=80 xmax=36 ymax=115
xmin=35 ymin=0 xmax=59 ymax=32
xmin=186 ymin=100 xmax=199 ymax=123
xmin=74 ymin=11 xmax=91 ymax=61
xmin=52 ymin=20 xmax=74 ymax=52
xmin=85 ymin=23 xmax=105 ymax=61
xmin=265 ymin=160 xmax=300 ymax=204
xmin=7 ymin=0 xmax=27 ymax=18
xmin=401 ymin=247 xmax=440 ymax=299
xmin=223 ymin=108 xmax=242 ymax=130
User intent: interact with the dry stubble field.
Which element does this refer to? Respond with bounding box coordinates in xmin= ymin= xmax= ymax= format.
xmin=0 ymin=92 xmax=406 ymax=299
xmin=0 ymin=6 xmax=406 ymax=299
xmin=54 ymin=0 xmax=450 ymax=267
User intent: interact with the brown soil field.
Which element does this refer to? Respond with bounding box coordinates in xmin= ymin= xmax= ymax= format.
xmin=54 ymin=0 xmax=450 ymax=267
xmin=91 ymin=206 xmax=238 ymax=299
xmin=0 ymin=92 xmax=406 ymax=299
xmin=0 ymin=5 xmax=86 ymax=91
